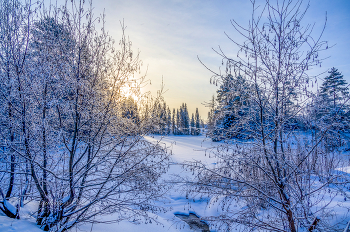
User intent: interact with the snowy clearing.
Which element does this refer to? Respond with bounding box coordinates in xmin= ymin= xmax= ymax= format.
xmin=1 ymin=135 xmax=350 ymax=231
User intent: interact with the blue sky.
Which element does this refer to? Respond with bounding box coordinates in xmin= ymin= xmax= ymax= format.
xmin=93 ymin=0 xmax=350 ymax=118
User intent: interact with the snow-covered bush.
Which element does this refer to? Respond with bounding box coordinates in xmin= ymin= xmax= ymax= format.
xmin=188 ymin=0 xmax=350 ymax=231
xmin=0 ymin=0 xmax=171 ymax=231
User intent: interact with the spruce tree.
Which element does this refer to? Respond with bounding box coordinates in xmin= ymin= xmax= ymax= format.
xmin=183 ymin=103 xmax=190 ymax=135
xmin=172 ymin=108 xmax=176 ymax=135
xmin=167 ymin=106 xmax=171 ymax=135
xmin=180 ymin=104 xmax=184 ymax=134
xmin=320 ymin=67 xmax=349 ymax=109
xmin=190 ymin=113 xmax=195 ymax=135
xmin=207 ymin=95 xmax=216 ymax=135
xmin=176 ymin=109 xmax=180 ymax=135
xmin=180 ymin=104 xmax=185 ymax=134
xmin=195 ymin=108 xmax=200 ymax=135
xmin=122 ymin=97 xmax=139 ymax=124
xmin=317 ymin=67 xmax=350 ymax=146
xmin=161 ymin=102 xmax=167 ymax=135
xmin=209 ymin=74 xmax=252 ymax=141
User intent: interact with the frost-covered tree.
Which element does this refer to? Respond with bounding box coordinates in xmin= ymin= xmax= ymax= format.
xmin=176 ymin=109 xmax=180 ymax=135
xmin=172 ymin=108 xmax=176 ymax=134
xmin=195 ymin=108 xmax=201 ymax=135
xmin=167 ymin=106 xmax=172 ymax=135
xmin=190 ymin=113 xmax=195 ymax=135
xmin=180 ymin=103 xmax=190 ymax=135
xmin=320 ymin=67 xmax=349 ymax=109
xmin=206 ymin=95 xmax=216 ymax=135
xmin=208 ymin=74 xmax=252 ymax=141
xmin=309 ymin=68 xmax=350 ymax=147
xmin=0 ymin=0 xmax=37 ymax=219
xmin=148 ymin=101 xmax=173 ymax=135
xmin=0 ymin=1 xmax=171 ymax=231
xmin=184 ymin=0 xmax=350 ymax=231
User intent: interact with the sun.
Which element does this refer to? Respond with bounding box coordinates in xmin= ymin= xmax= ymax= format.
xmin=120 ymin=85 xmax=139 ymax=102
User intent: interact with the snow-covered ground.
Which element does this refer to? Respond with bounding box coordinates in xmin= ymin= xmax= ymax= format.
xmin=1 ymin=135 xmax=350 ymax=231
xmin=75 ymin=135 xmax=220 ymax=232
xmin=0 ymin=201 xmax=42 ymax=232
xmin=0 ymin=135 xmax=218 ymax=232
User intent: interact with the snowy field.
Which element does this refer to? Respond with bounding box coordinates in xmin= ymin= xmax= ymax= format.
xmin=1 ymin=135 xmax=350 ymax=232
xmin=0 ymin=135 xmax=217 ymax=232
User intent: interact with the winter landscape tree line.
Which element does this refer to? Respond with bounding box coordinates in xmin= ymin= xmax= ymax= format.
xmin=1 ymin=0 xmax=350 ymax=232
xmin=149 ymin=101 xmax=204 ymax=136
xmin=207 ymin=67 xmax=350 ymax=144
xmin=118 ymin=97 xmax=204 ymax=136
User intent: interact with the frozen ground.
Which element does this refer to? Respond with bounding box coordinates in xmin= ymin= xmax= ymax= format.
xmin=75 ymin=135 xmax=220 ymax=232
xmin=1 ymin=135 xmax=350 ymax=231
xmin=0 ymin=135 xmax=218 ymax=232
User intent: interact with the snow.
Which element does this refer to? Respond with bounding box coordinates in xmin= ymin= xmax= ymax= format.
xmin=337 ymin=166 xmax=350 ymax=174
xmin=0 ymin=201 xmax=41 ymax=232
xmin=1 ymin=135 xmax=350 ymax=231
xmin=0 ymin=216 xmax=42 ymax=232
xmin=3 ymin=200 xmax=16 ymax=216
xmin=77 ymin=135 xmax=218 ymax=232
xmin=61 ymin=196 xmax=70 ymax=204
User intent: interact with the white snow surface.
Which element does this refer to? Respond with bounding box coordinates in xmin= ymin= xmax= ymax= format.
xmin=3 ymin=199 xmax=16 ymax=216
xmin=0 ymin=201 xmax=42 ymax=232
xmin=76 ymin=135 xmax=218 ymax=232
xmin=1 ymin=135 xmax=350 ymax=231
xmin=0 ymin=135 xmax=217 ymax=232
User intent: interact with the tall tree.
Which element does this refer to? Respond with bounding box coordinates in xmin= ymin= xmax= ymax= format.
xmin=176 ymin=109 xmax=180 ymax=135
xmin=209 ymin=74 xmax=252 ymax=141
xmin=0 ymin=1 xmax=171 ymax=230
xmin=180 ymin=103 xmax=190 ymax=135
xmin=185 ymin=0 xmax=348 ymax=231
xmin=172 ymin=108 xmax=176 ymax=135
xmin=167 ymin=106 xmax=171 ymax=135
xmin=190 ymin=113 xmax=195 ymax=135
xmin=0 ymin=0 xmax=36 ymax=218
xmin=320 ymin=67 xmax=348 ymax=109
xmin=206 ymin=95 xmax=216 ymax=136
xmin=314 ymin=67 xmax=350 ymax=147
xmin=195 ymin=108 xmax=200 ymax=135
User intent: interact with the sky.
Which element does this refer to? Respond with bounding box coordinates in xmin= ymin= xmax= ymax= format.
xmin=90 ymin=0 xmax=350 ymax=119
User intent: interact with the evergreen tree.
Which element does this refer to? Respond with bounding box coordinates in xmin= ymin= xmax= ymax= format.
xmin=160 ymin=102 xmax=167 ymax=135
xmin=176 ymin=109 xmax=180 ymax=135
xmin=320 ymin=67 xmax=349 ymax=109
xmin=182 ymin=103 xmax=190 ymax=135
xmin=195 ymin=108 xmax=200 ymax=135
xmin=209 ymin=74 xmax=252 ymax=141
xmin=167 ymin=106 xmax=171 ymax=135
xmin=179 ymin=104 xmax=184 ymax=134
xmin=172 ymin=108 xmax=176 ymax=135
xmin=190 ymin=113 xmax=195 ymax=135
xmin=150 ymin=102 xmax=159 ymax=134
xmin=122 ymin=96 xmax=139 ymax=124
xmin=207 ymin=95 xmax=216 ymax=135
xmin=313 ymin=68 xmax=350 ymax=146
xmin=179 ymin=104 xmax=185 ymax=134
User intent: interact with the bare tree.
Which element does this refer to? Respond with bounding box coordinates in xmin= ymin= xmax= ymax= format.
xmin=0 ymin=0 xmax=37 ymax=218
xmin=184 ymin=0 xmax=350 ymax=231
xmin=0 ymin=0 xmax=171 ymax=231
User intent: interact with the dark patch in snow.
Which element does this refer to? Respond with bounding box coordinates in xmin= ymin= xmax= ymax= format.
xmin=174 ymin=212 xmax=210 ymax=232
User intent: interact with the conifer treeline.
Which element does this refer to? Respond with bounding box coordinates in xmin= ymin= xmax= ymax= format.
xmin=148 ymin=102 xmax=204 ymax=135
xmin=118 ymin=97 xmax=204 ymax=136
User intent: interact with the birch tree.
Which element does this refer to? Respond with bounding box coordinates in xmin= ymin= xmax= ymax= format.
xmin=0 ymin=0 xmax=171 ymax=231
xmin=0 ymin=0 xmax=37 ymax=218
xmin=185 ymin=0 xmax=350 ymax=231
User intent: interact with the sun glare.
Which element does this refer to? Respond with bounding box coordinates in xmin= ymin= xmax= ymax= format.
xmin=121 ymin=86 xmax=139 ymax=102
